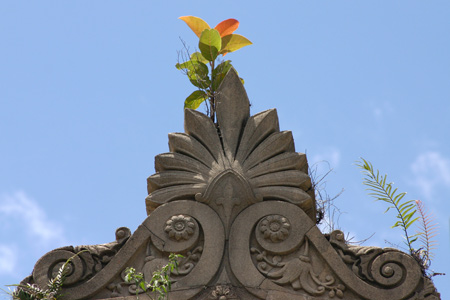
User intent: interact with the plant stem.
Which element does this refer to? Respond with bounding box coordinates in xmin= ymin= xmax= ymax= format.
xmin=373 ymin=177 xmax=414 ymax=253
xmin=209 ymin=60 xmax=215 ymax=123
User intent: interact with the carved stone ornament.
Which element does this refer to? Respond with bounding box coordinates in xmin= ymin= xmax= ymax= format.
xmin=165 ymin=214 xmax=197 ymax=241
xmin=22 ymin=68 xmax=440 ymax=299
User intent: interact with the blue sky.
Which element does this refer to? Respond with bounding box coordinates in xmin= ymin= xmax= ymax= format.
xmin=1 ymin=1 xmax=449 ymax=298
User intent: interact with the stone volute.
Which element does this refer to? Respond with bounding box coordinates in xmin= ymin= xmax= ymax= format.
xmin=22 ymin=69 xmax=440 ymax=300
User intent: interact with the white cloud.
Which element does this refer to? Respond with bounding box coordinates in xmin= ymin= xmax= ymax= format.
xmin=0 ymin=191 xmax=65 ymax=246
xmin=310 ymin=147 xmax=341 ymax=171
xmin=370 ymin=101 xmax=394 ymax=121
xmin=410 ymin=151 xmax=450 ymax=200
xmin=373 ymin=107 xmax=383 ymax=119
xmin=0 ymin=245 xmax=17 ymax=275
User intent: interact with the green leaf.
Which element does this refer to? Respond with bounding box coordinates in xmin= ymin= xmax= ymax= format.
xmin=212 ymin=60 xmax=232 ymax=90
xmin=176 ymin=60 xmax=211 ymax=89
xmin=190 ymin=52 xmax=209 ymax=64
xmin=402 ymin=205 xmax=415 ymax=216
xmin=199 ymin=29 xmax=221 ymax=61
xmin=187 ymin=63 xmax=210 ymax=89
xmin=175 ymin=62 xmax=187 ymax=70
xmin=175 ymin=60 xmax=202 ymax=71
xmin=392 ymin=220 xmax=401 ymax=228
xmin=398 ymin=201 xmax=413 ymax=210
xmin=405 ymin=217 xmax=419 ymax=229
xmin=184 ymin=90 xmax=208 ymax=109
xmin=410 ymin=236 xmax=419 ymax=244
xmin=220 ymin=34 xmax=252 ymax=54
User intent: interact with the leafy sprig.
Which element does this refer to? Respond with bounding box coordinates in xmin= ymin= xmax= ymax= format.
xmin=356 ymin=158 xmax=443 ymax=278
xmin=356 ymin=158 xmax=419 ymax=253
xmin=124 ymin=253 xmax=182 ymax=300
xmin=177 ymin=16 xmax=252 ymax=122
xmin=7 ymin=251 xmax=87 ymax=300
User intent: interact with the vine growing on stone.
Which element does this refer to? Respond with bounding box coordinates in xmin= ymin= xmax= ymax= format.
xmin=176 ymin=16 xmax=252 ymax=122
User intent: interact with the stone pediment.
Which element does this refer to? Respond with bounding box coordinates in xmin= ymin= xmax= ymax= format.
xmin=22 ymin=69 xmax=439 ymax=299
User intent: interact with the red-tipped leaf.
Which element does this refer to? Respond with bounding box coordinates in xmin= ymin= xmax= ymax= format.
xmin=214 ymin=18 xmax=239 ymax=37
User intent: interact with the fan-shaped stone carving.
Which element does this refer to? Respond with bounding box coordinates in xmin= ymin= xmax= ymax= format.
xmin=146 ymin=69 xmax=316 ymax=231
xmin=21 ymin=68 xmax=440 ymax=300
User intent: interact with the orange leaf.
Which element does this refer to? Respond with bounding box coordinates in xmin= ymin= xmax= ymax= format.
xmin=214 ymin=18 xmax=239 ymax=38
xmin=179 ymin=16 xmax=210 ymax=38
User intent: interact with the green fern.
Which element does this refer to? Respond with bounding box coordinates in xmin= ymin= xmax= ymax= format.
xmin=356 ymin=158 xmax=419 ymax=253
xmin=8 ymin=251 xmax=86 ymax=300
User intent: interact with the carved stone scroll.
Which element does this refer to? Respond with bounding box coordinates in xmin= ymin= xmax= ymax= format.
xmin=22 ymin=68 xmax=440 ymax=299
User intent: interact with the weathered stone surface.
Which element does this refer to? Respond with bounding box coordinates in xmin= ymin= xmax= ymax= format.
xmin=23 ymin=68 xmax=440 ymax=299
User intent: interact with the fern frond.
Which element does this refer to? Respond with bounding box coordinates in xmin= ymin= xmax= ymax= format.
xmin=10 ymin=283 xmax=46 ymax=300
xmin=356 ymin=158 xmax=418 ymax=253
xmin=47 ymin=251 xmax=86 ymax=296
xmin=8 ymin=251 xmax=89 ymax=300
xmin=415 ymin=199 xmax=439 ymax=266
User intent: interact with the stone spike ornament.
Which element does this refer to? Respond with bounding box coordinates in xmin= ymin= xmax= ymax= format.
xmin=21 ymin=69 xmax=440 ymax=300
xmin=146 ymin=68 xmax=316 ymax=233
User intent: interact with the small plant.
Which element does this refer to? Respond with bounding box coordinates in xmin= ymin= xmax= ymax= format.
xmin=124 ymin=253 xmax=182 ymax=300
xmin=415 ymin=199 xmax=439 ymax=274
xmin=356 ymin=158 xmax=440 ymax=276
xmin=6 ymin=251 xmax=86 ymax=300
xmin=177 ymin=16 xmax=252 ymax=122
xmin=356 ymin=158 xmax=419 ymax=253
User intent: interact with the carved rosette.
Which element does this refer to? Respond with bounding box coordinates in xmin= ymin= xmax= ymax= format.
xmin=165 ymin=214 xmax=197 ymax=241
xmin=258 ymin=214 xmax=291 ymax=243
